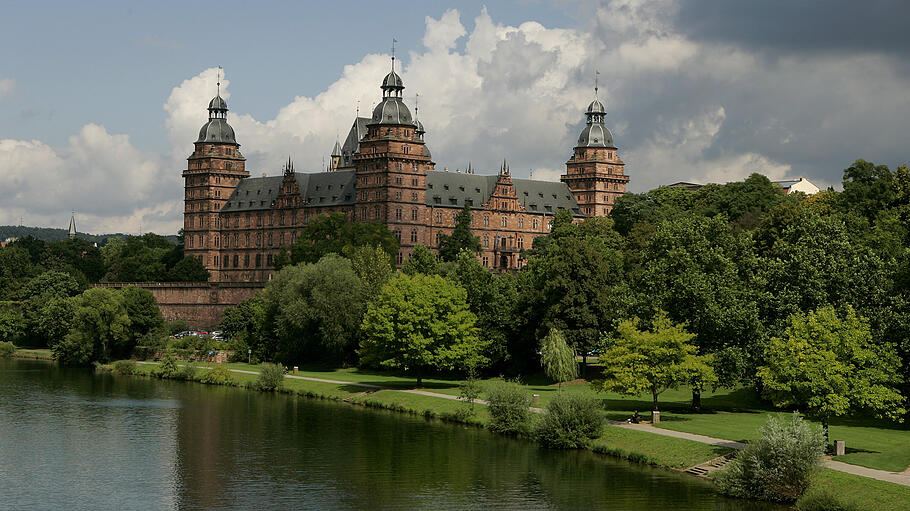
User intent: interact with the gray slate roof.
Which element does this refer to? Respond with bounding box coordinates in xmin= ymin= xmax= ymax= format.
xmin=221 ymin=171 xmax=357 ymax=213
xmin=425 ymin=171 xmax=581 ymax=215
xmin=340 ymin=117 xmax=371 ymax=168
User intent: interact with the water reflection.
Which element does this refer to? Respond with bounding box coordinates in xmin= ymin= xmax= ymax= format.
xmin=0 ymin=359 xmax=783 ymax=510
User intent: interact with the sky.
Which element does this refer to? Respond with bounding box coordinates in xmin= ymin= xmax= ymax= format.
xmin=1 ymin=0 xmax=908 ymax=234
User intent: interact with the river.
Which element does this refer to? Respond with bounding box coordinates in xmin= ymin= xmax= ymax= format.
xmin=0 ymin=358 xmax=782 ymax=510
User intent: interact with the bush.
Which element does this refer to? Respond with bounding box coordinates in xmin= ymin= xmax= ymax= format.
xmin=111 ymin=359 xmax=138 ymax=376
xmin=485 ymin=379 xmax=531 ymax=435
xmin=176 ymin=364 xmax=197 ymax=381
xmin=534 ymin=391 xmax=603 ymax=448
xmin=795 ymin=490 xmax=860 ymax=511
xmin=256 ymin=363 xmax=285 ymax=391
xmin=199 ymin=364 xmax=234 ymax=385
xmin=0 ymin=340 xmax=15 ymax=358
xmin=154 ymin=353 xmax=179 ymax=379
xmin=715 ymin=413 xmax=825 ymax=502
xmin=457 ymin=373 xmax=482 ymax=413
xmin=166 ymin=319 xmax=189 ymax=336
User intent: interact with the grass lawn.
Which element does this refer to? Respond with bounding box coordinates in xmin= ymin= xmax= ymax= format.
xmin=593 ymin=425 xmax=731 ymax=469
xmin=798 ymin=468 xmax=910 ymax=511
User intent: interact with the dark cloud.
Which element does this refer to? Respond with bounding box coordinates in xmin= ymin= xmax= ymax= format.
xmin=676 ymin=1 xmax=910 ymax=58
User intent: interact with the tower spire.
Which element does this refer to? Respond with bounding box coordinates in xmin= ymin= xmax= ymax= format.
xmin=594 ymin=69 xmax=600 ymax=99
xmin=68 ymin=211 xmax=76 ymax=239
xmin=217 ymin=65 xmax=222 ymax=97
xmin=391 ymin=38 xmax=398 ymax=71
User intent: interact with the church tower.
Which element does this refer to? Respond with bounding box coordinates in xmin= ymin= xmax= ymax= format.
xmin=562 ymin=87 xmax=629 ymax=216
xmin=353 ymin=55 xmax=434 ymax=262
xmin=183 ymin=76 xmax=248 ymax=281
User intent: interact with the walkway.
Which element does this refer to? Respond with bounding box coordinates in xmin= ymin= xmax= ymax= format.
xmin=138 ymin=362 xmax=910 ymax=487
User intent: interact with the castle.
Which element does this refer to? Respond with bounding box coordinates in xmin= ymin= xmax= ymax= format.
xmin=183 ymin=58 xmax=629 ymax=282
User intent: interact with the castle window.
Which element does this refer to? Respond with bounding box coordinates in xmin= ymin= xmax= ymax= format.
xmin=233 ymin=255 xmax=239 ymax=267
xmin=374 ymin=206 xmax=380 ymax=219
xmin=411 ymin=178 xmax=418 ymax=186
xmin=375 ymin=191 xmax=381 ymax=200
xmin=411 ymin=208 xmax=418 ymax=221
xmin=533 ymin=218 xmax=539 ymax=230
xmin=483 ymin=215 xmax=490 ymax=227
xmin=215 ymin=236 xmax=220 ymax=248
xmin=397 ymin=252 xmax=403 ymax=265
xmin=433 ymin=197 xmax=441 ymax=204
xmin=246 ymin=215 xmax=251 ymax=227
xmin=244 ymin=254 xmax=250 ymax=267
xmin=517 ymin=236 xmax=524 ymax=249
xmin=410 ymin=229 xmax=418 ymax=243
xmin=435 ymin=211 xmax=442 ymax=223
xmin=255 ymin=254 xmax=262 ymax=268
xmin=395 ymin=177 xmax=403 ymax=185
xmin=518 ymin=217 xmax=524 ymax=229
xmin=234 ymin=216 xmax=239 ymax=227
xmin=256 ymin=233 xmax=262 ymax=247
xmin=395 ymin=208 xmax=402 ymax=220
xmin=233 ymin=233 xmax=238 ymax=246
xmin=501 ymin=217 xmax=507 ymax=228
xmin=547 ymin=220 xmax=552 ymax=231
xmin=411 ymin=192 xmax=418 ymax=201
xmin=403 ymin=145 xmax=409 ymax=154
xmin=435 ymin=232 xmax=440 ymax=246
xmin=397 ymin=163 xmax=403 ymax=171
xmin=483 ymin=235 xmax=489 ymax=247
xmin=245 ymin=234 xmax=251 ymax=247
xmin=395 ymin=191 xmax=402 ymax=200
xmin=222 ymin=255 xmax=228 ymax=267
xmin=187 ymin=236 xmax=193 ymax=248
xmin=482 ymin=256 xmax=489 ymax=267
xmin=361 ymin=207 xmax=367 ymax=220
xmin=394 ymin=230 xmax=401 ymax=241
xmin=267 ymin=233 xmax=273 ymax=246
xmin=267 ymin=254 xmax=273 ymax=266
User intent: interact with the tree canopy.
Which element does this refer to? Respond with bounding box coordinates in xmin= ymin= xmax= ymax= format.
xmin=290 ymin=212 xmax=399 ymax=264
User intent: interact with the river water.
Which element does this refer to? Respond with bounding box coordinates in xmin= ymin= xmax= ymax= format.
xmin=0 ymin=359 xmax=781 ymax=510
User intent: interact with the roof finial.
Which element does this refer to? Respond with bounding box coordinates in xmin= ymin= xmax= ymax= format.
xmin=356 ymin=99 xmax=360 ymax=117
xmin=391 ymin=38 xmax=398 ymax=71
xmin=594 ymin=69 xmax=600 ymax=99
xmin=414 ymin=92 xmax=419 ymax=119
xmin=217 ymin=65 xmax=223 ymax=97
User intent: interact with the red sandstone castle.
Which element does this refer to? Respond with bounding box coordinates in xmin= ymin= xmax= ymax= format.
xmin=183 ymin=59 xmax=629 ymax=282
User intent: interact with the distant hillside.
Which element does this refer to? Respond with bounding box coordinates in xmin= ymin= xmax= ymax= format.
xmin=0 ymin=226 xmax=179 ymax=245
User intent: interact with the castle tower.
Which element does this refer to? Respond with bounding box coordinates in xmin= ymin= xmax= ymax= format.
xmin=353 ymin=55 xmax=434 ymax=263
xmin=561 ymin=87 xmax=629 ymax=216
xmin=329 ymin=139 xmax=342 ymax=171
xmin=183 ymin=76 xmax=248 ymax=281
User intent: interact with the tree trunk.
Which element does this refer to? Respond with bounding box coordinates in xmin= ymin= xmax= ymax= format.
xmin=581 ymin=353 xmax=587 ymax=378
xmin=416 ymin=367 xmax=423 ymax=388
xmin=652 ymin=387 xmax=659 ymax=411
xmin=692 ymin=388 xmax=702 ymax=411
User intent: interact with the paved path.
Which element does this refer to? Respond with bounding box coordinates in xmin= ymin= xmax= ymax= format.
xmin=138 ymin=361 xmax=909 ymax=487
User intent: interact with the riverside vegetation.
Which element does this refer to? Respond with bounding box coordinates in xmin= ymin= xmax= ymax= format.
xmin=4 ymin=163 xmax=910 ymax=509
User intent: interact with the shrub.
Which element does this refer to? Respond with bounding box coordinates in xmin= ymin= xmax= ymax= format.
xmin=111 ymin=359 xmax=138 ymax=376
xmin=0 ymin=341 xmax=15 ymax=358
xmin=199 ymin=364 xmax=234 ymax=385
xmin=176 ymin=364 xmax=197 ymax=381
xmin=715 ymin=413 xmax=825 ymax=502
xmin=457 ymin=372 xmax=482 ymax=413
xmin=795 ymin=490 xmax=860 ymax=511
xmin=534 ymin=390 xmax=603 ymax=448
xmin=485 ymin=379 xmax=531 ymax=435
xmin=256 ymin=363 xmax=285 ymax=391
xmin=154 ymin=353 xmax=179 ymax=379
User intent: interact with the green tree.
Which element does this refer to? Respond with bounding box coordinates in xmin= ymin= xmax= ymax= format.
xmin=20 ymin=271 xmax=81 ymax=346
xmin=522 ymin=212 xmax=625 ymax=372
xmin=402 ymin=244 xmax=438 ymax=275
xmin=539 ymin=329 xmax=577 ymax=389
xmin=266 ymin=254 xmax=366 ymax=364
xmin=444 ymin=250 xmax=518 ymax=369
xmin=54 ymin=288 xmax=132 ymax=365
xmin=166 ymin=256 xmax=210 ymax=282
xmin=438 ymin=204 xmax=481 ymax=262
xmin=758 ymin=306 xmax=906 ymax=443
xmin=220 ymin=294 xmax=269 ymax=359
xmin=0 ymin=307 xmax=25 ymax=345
xmin=290 ymin=212 xmax=399 ymax=264
xmin=121 ymin=286 xmax=164 ymax=344
xmin=360 ymin=273 xmax=485 ymax=385
xmin=272 ymin=246 xmax=292 ymax=272
xmin=594 ymin=313 xmax=715 ymax=411
xmin=347 ymin=245 xmax=394 ymax=298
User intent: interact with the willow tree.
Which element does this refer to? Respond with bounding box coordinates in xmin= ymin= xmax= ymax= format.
xmin=540 ymin=329 xmax=577 ymax=390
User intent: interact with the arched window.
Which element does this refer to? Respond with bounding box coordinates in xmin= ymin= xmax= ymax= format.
xmin=483 ymin=235 xmax=489 ymax=247
xmin=395 ymin=207 xmax=402 ymax=220
xmin=410 ymin=229 xmax=418 ymax=243
xmin=411 ymin=208 xmax=418 ymax=221
xmin=518 ymin=217 xmax=524 ymax=229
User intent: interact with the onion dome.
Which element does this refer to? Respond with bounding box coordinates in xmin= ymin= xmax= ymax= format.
xmin=576 ymin=96 xmax=614 ymax=148
xmin=197 ymin=93 xmax=237 ymax=144
xmin=371 ymin=57 xmax=413 ymax=125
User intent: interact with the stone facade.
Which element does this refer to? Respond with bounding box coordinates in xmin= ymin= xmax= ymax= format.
xmin=184 ymin=64 xmax=630 ymax=282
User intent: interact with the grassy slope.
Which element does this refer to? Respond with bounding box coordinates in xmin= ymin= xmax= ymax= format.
xmin=147 ymin=361 xmax=910 ymax=472
xmin=799 ymin=468 xmax=910 ymax=511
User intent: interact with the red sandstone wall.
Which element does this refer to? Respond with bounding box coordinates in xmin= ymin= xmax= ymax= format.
xmin=92 ymin=282 xmax=263 ymax=329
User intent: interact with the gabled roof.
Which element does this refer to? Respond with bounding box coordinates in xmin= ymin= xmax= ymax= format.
xmin=221 ymin=171 xmax=357 ymax=212
xmin=221 ymin=176 xmax=284 ymax=212
xmin=340 ymin=117 xmax=371 ymax=168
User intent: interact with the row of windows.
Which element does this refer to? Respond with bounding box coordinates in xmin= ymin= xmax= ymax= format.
xmin=218 ymin=253 xmax=273 ymax=269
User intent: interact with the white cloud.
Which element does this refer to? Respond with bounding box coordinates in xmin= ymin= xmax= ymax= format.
xmin=4 ymin=2 xmax=908 ymax=233
xmin=0 ymin=79 xmax=14 ymax=101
